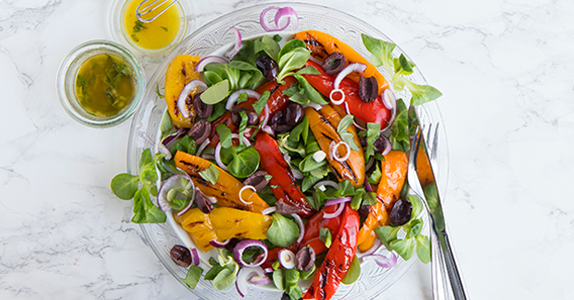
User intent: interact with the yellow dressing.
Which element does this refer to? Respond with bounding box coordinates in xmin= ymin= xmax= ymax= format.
xmin=75 ymin=54 xmax=135 ymax=117
xmin=122 ymin=0 xmax=182 ymax=50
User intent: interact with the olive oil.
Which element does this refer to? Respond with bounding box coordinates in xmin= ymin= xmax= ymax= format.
xmin=75 ymin=54 xmax=135 ymax=117
xmin=122 ymin=0 xmax=182 ymax=50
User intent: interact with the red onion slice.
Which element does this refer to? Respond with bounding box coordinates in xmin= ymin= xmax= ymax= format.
xmin=261 ymin=125 xmax=275 ymax=137
xmin=226 ymin=26 xmax=243 ymax=59
xmin=290 ymin=213 xmax=305 ymax=244
xmin=329 ymin=89 xmax=345 ymax=105
xmin=233 ymin=239 xmax=269 ymax=268
xmin=226 ymin=89 xmax=261 ymax=110
xmin=239 ymin=185 xmax=256 ymax=205
xmin=380 ymin=134 xmax=392 ymax=156
xmin=262 ymin=206 xmax=277 ymax=215
xmin=334 ymin=63 xmax=367 ymax=90
xmin=231 ymin=133 xmax=252 ymax=147
xmin=323 ymin=202 xmax=345 ymax=219
xmin=158 ymin=143 xmax=172 ymax=161
xmin=365 ymin=156 xmax=375 ymax=173
xmin=177 ymin=79 xmax=208 ymax=118
xmin=214 ymin=141 xmax=228 ymax=171
xmin=362 ymin=252 xmax=398 ymax=269
xmin=324 ymin=196 xmax=353 ymax=207
xmin=356 ymin=239 xmax=382 ymax=259
xmin=380 ymin=92 xmax=398 ymax=133
xmin=291 ymin=169 xmax=303 ymax=180
xmin=194 ymin=55 xmax=229 ymax=72
xmin=260 ymin=104 xmax=270 ymax=129
xmin=330 ymin=140 xmax=351 ymax=162
xmin=278 ymin=249 xmax=296 ymax=269
xmin=236 ymin=266 xmax=269 ymax=297
xmin=191 ymin=248 xmax=200 ymax=266
xmin=162 ymin=128 xmax=186 ymax=148
xmin=314 ymin=180 xmax=339 ymax=191
xmin=260 ymin=6 xmax=299 ymax=32
xmin=364 ymin=181 xmax=374 ymax=194
xmin=195 ymin=138 xmax=211 ymax=157
xmin=209 ymin=239 xmax=231 ymax=248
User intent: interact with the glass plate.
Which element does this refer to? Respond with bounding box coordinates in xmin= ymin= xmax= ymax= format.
xmin=126 ymin=2 xmax=449 ymax=299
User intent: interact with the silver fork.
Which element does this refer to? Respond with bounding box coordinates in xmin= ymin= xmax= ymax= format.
xmin=136 ymin=0 xmax=180 ymax=23
xmin=408 ymin=123 xmax=468 ymax=300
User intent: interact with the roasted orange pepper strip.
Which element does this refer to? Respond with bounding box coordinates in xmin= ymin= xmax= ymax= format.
xmin=305 ymin=104 xmax=365 ymax=187
xmin=357 ymin=150 xmax=407 ymax=252
xmin=174 ymin=150 xmax=269 ymax=213
xmin=164 ymin=55 xmax=201 ymax=128
xmin=294 ymin=30 xmax=389 ymax=95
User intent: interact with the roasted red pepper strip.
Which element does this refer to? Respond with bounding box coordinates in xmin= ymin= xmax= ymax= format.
xmin=300 ymin=60 xmax=392 ymax=128
xmin=303 ymin=203 xmax=360 ymax=300
xmin=253 ymin=132 xmax=315 ymax=218
xmin=208 ymin=77 xmax=297 ymax=147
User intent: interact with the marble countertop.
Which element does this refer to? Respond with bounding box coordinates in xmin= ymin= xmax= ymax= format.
xmin=1 ymin=0 xmax=573 ymax=299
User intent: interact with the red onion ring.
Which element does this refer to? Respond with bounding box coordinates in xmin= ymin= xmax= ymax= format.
xmin=233 ymin=239 xmax=268 ymax=268
xmin=380 ymin=91 xmax=398 ymax=133
xmin=177 ymin=79 xmax=208 ymax=118
xmin=314 ymin=180 xmax=339 ymax=191
xmin=261 ymin=125 xmax=275 ymax=137
xmin=226 ymin=89 xmax=261 ymax=110
xmin=334 ymin=63 xmax=367 ymax=90
xmin=329 ymin=88 xmax=345 ymax=105
xmin=214 ymin=141 xmax=228 ymax=171
xmin=226 ymin=26 xmax=243 ymax=59
xmin=259 ymin=6 xmax=299 ymax=32
xmin=195 ymin=138 xmax=211 ymax=157
xmin=324 ymin=196 xmax=353 ymax=207
xmin=158 ymin=174 xmax=195 ymax=213
xmin=323 ymin=202 xmax=345 ymax=219
xmin=380 ymin=134 xmax=391 ymax=156
xmin=330 ymin=140 xmax=351 ymax=162
xmin=209 ymin=239 xmax=231 ymax=248
xmin=194 ymin=55 xmax=229 ymax=72
xmin=290 ymin=213 xmax=305 ymax=244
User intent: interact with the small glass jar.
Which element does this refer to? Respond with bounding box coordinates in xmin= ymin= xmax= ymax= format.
xmin=56 ymin=40 xmax=145 ymax=127
xmin=109 ymin=0 xmax=195 ymax=57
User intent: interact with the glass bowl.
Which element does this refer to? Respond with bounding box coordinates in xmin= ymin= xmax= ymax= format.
xmin=109 ymin=0 xmax=195 ymax=57
xmin=126 ymin=2 xmax=449 ymax=299
xmin=57 ymin=39 xmax=145 ymax=127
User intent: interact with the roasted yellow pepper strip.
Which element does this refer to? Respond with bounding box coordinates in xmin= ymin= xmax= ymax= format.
xmin=165 ymin=54 xmax=200 ymax=128
xmin=210 ymin=207 xmax=272 ymax=241
xmin=174 ymin=150 xmax=270 ymax=213
xmin=357 ymin=150 xmax=407 ymax=252
xmin=294 ymin=30 xmax=389 ymax=95
xmin=177 ymin=208 xmax=217 ymax=252
xmin=304 ymin=104 xmax=365 ymax=187
xmin=178 ymin=207 xmax=273 ymax=252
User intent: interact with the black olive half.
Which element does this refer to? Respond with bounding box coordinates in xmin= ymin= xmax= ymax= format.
xmin=193 ymin=93 xmax=212 ymax=119
xmin=195 ymin=189 xmax=214 ymax=214
xmin=255 ymin=54 xmax=279 ymax=81
xmin=242 ymin=170 xmax=269 ymax=192
xmin=359 ymin=75 xmax=378 ymax=103
xmin=296 ymin=246 xmax=316 ymax=272
xmin=188 ymin=119 xmax=211 ymax=145
xmin=284 ymin=102 xmax=304 ymax=126
xmin=390 ymin=199 xmax=412 ymax=226
xmin=322 ymin=52 xmax=346 ymax=75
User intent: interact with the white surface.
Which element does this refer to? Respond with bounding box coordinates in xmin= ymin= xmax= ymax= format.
xmin=1 ymin=0 xmax=573 ymax=299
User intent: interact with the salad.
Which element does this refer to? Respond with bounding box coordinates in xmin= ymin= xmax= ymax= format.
xmin=111 ymin=6 xmax=441 ymax=300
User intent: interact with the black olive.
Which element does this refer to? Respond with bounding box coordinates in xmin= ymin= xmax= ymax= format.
xmin=193 ymin=93 xmax=212 ymax=119
xmin=281 ymin=293 xmax=291 ymax=300
xmin=285 ymin=102 xmax=303 ymax=126
xmin=358 ymin=75 xmax=378 ymax=103
xmin=170 ymin=245 xmax=192 ymax=267
xmin=275 ymin=199 xmax=302 ymax=215
xmin=255 ymin=54 xmax=279 ymax=81
xmin=195 ymin=189 xmax=214 ymax=214
xmin=188 ymin=119 xmax=211 ymax=145
xmin=242 ymin=170 xmax=269 ymax=191
xmin=296 ymin=246 xmax=316 ymax=272
xmin=230 ymin=108 xmax=259 ymax=127
xmin=390 ymin=199 xmax=412 ymax=226
xmin=372 ymin=135 xmax=389 ymax=152
xmin=322 ymin=52 xmax=346 ymax=75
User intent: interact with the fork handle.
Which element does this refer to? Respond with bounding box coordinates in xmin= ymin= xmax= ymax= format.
xmin=431 ymin=230 xmax=449 ymax=300
xmin=436 ymin=229 xmax=468 ymax=300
